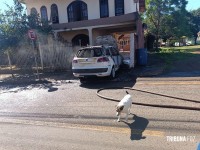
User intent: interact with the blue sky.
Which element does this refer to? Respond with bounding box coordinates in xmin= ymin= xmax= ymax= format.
xmin=0 ymin=0 xmax=14 ymax=11
xmin=186 ymin=0 xmax=200 ymax=11
xmin=0 ymin=0 xmax=199 ymax=11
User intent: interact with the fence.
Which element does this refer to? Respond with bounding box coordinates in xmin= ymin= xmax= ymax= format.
xmin=38 ymin=41 xmax=78 ymax=71
xmin=0 ymin=35 xmax=80 ymax=74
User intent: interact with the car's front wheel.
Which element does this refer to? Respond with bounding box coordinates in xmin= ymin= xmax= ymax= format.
xmin=110 ymin=67 xmax=116 ymax=79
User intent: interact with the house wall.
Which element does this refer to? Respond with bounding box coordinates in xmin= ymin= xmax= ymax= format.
xmin=24 ymin=0 xmax=137 ymax=24
xmin=23 ymin=0 xmax=140 ymax=47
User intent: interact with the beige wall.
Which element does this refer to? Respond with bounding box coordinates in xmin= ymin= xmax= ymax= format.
xmin=24 ymin=0 xmax=137 ymax=24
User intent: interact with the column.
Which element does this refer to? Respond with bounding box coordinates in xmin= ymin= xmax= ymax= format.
xmin=88 ymin=28 xmax=93 ymax=46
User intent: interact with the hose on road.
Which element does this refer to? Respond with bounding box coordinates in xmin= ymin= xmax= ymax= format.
xmin=96 ymin=87 xmax=200 ymax=111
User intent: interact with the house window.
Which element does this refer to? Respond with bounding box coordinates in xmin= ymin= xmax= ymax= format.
xmin=40 ymin=6 xmax=48 ymax=21
xmin=115 ymin=0 xmax=124 ymax=16
xmin=99 ymin=0 xmax=109 ymax=18
xmin=51 ymin=4 xmax=59 ymax=24
xmin=30 ymin=8 xmax=37 ymax=15
xmin=67 ymin=1 xmax=88 ymax=22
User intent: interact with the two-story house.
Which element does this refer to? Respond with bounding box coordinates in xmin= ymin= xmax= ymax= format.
xmin=20 ymin=0 xmax=145 ymax=47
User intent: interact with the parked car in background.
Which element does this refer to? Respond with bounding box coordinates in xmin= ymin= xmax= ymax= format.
xmin=72 ymin=46 xmax=122 ymax=83
xmin=186 ymin=41 xmax=192 ymax=46
xmin=174 ymin=42 xmax=183 ymax=47
xmin=161 ymin=42 xmax=166 ymax=47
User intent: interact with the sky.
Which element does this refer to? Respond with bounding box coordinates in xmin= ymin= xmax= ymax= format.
xmin=0 ymin=0 xmax=199 ymax=12
xmin=0 ymin=0 xmax=14 ymax=10
xmin=186 ymin=0 xmax=200 ymax=11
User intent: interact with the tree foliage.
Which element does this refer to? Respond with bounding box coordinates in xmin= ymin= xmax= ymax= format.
xmin=27 ymin=13 xmax=52 ymax=35
xmin=189 ymin=8 xmax=200 ymax=44
xmin=0 ymin=0 xmax=52 ymax=51
xmin=0 ymin=0 xmax=28 ymax=50
xmin=144 ymin=0 xmax=191 ymax=49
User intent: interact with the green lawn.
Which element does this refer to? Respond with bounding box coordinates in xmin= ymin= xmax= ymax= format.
xmin=161 ymin=45 xmax=200 ymax=53
xmin=155 ymin=45 xmax=200 ymax=71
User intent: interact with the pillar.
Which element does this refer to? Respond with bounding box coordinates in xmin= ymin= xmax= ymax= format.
xmin=88 ymin=28 xmax=93 ymax=46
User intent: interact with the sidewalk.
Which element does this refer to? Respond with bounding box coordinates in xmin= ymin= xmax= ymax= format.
xmin=130 ymin=65 xmax=165 ymax=77
xmin=0 ymin=71 xmax=75 ymax=86
xmin=1 ymin=51 xmax=200 ymax=85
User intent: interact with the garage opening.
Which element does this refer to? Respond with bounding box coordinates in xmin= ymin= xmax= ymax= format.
xmin=72 ymin=34 xmax=89 ymax=46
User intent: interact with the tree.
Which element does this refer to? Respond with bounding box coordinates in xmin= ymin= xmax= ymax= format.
xmin=168 ymin=1 xmax=191 ymax=40
xmin=27 ymin=13 xmax=52 ymax=35
xmin=0 ymin=0 xmax=52 ymax=72
xmin=144 ymin=0 xmax=189 ymax=49
xmin=189 ymin=8 xmax=200 ymax=45
xmin=0 ymin=0 xmax=52 ymax=52
xmin=0 ymin=0 xmax=28 ymax=51
xmin=0 ymin=0 xmax=28 ymax=71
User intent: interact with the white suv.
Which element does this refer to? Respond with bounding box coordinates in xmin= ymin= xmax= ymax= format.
xmin=72 ymin=46 xmax=122 ymax=82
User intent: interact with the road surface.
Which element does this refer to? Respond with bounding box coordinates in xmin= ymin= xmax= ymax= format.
xmin=0 ymin=77 xmax=200 ymax=150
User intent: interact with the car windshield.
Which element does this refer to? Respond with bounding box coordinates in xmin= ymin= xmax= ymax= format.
xmin=76 ymin=48 xmax=103 ymax=58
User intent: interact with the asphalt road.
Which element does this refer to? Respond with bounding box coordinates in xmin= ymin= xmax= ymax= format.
xmin=0 ymin=76 xmax=200 ymax=150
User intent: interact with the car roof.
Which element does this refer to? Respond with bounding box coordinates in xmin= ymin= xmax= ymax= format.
xmin=78 ymin=45 xmax=117 ymax=50
xmin=79 ymin=46 xmax=103 ymax=50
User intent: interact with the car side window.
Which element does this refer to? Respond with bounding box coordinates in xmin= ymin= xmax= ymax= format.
xmin=114 ymin=48 xmax=119 ymax=55
xmin=105 ymin=48 xmax=111 ymax=56
xmin=93 ymin=48 xmax=103 ymax=57
xmin=110 ymin=47 xmax=118 ymax=56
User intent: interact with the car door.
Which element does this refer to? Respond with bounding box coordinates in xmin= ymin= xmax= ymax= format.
xmin=110 ymin=47 xmax=119 ymax=70
xmin=113 ymin=47 xmax=122 ymax=67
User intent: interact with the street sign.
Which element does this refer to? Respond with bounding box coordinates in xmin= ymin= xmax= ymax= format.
xmin=28 ymin=30 xmax=37 ymax=40
xmin=28 ymin=30 xmax=39 ymax=80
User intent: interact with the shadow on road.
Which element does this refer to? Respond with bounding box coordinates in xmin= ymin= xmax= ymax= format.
xmin=79 ymin=68 xmax=137 ymax=89
xmin=124 ymin=114 xmax=149 ymax=141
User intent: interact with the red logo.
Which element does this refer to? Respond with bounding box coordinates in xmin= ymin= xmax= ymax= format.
xmin=28 ymin=30 xmax=37 ymax=40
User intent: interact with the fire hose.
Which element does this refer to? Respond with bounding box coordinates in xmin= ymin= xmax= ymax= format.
xmin=96 ymin=87 xmax=200 ymax=111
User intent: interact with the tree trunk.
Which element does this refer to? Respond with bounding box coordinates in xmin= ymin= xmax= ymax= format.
xmin=155 ymin=36 xmax=159 ymax=51
xmin=194 ymin=36 xmax=198 ymax=45
xmin=6 ymin=50 xmax=14 ymax=78
xmin=7 ymin=50 xmax=12 ymax=70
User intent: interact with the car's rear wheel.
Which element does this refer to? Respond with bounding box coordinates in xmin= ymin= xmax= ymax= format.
xmin=79 ymin=78 xmax=86 ymax=84
xmin=110 ymin=67 xmax=116 ymax=79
